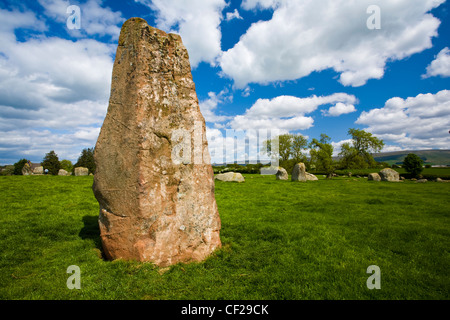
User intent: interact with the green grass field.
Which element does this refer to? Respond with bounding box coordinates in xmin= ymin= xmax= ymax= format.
xmin=0 ymin=175 xmax=449 ymax=300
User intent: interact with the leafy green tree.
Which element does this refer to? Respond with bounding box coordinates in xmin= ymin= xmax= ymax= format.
xmin=59 ymin=159 xmax=74 ymax=173
xmin=264 ymin=134 xmax=308 ymax=163
xmin=291 ymin=134 xmax=308 ymax=163
xmin=338 ymin=143 xmax=364 ymax=169
xmin=13 ymin=159 xmax=28 ymax=175
xmin=42 ymin=151 xmax=61 ymax=175
xmin=0 ymin=165 xmax=14 ymax=176
xmin=264 ymin=134 xmax=309 ymax=173
xmin=402 ymin=153 xmax=424 ymax=177
xmin=339 ymin=128 xmax=384 ymax=169
xmin=309 ymin=134 xmax=334 ymax=177
xmin=74 ymin=148 xmax=95 ymax=174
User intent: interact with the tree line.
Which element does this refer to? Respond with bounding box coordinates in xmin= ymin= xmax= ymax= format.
xmin=3 ymin=130 xmax=428 ymax=178
xmin=264 ymin=128 xmax=427 ymax=178
xmin=11 ymin=148 xmax=95 ymax=175
xmin=264 ymin=128 xmax=384 ymax=177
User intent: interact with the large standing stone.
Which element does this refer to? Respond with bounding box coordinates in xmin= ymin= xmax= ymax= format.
xmin=92 ymin=18 xmax=221 ymax=267
xmin=292 ymin=163 xmax=307 ymax=182
xmin=379 ymin=168 xmax=400 ymax=182
xmin=74 ymin=167 xmax=89 ymax=176
xmin=276 ymin=167 xmax=288 ymax=180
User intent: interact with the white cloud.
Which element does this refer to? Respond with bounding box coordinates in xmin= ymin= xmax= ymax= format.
xmin=199 ymin=90 xmax=233 ymax=123
xmin=0 ymin=128 xmax=99 ymax=164
xmin=226 ymin=9 xmax=243 ymax=21
xmin=423 ymin=47 xmax=450 ymax=78
xmin=0 ymin=7 xmax=114 ymax=164
xmin=244 ymin=93 xmax=357 ymax=119
xmin=230 ymin=115 xmax=314 ymax=131
xmin=221 ymin=0 xmax=444 ymax=88
xmin=228 ymin=93 xmax=357 ymax=131
xmin=241 ymin=0 xmax=279 ymax=10
xmin=356 ymin=90 xmax=450 ymax=149
xmin=381 ymin=145 xmax=406 ymax=153
xmin=241 ymin=86 xmax=251 ymax=97
xmin=0 ymin=8 xmax=46 ymax=34
xmin=330 ymin=139 xmax=405 ymax=157
xmin=322 ymin=103 xmax=356 ymax=117
xmin=38 ymin=0 xmax=124 ymax=39
xmin=136 ymin=0 xmax=227 ymax=68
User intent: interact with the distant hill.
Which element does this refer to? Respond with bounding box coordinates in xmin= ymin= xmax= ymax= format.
xmin=372 ymin=150 xmax=450 ymax=166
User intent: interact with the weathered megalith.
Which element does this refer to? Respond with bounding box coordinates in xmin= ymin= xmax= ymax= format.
xmin=92 ymin=18 xmax=221 ymax=267
xmin=74 ymin=167 xmax=89 ymax=176
xmin=379 ymin=168 xmax=400 ymax=182
xmin=33 ymin=166 xmax=44 ymax=175
xmin=292 ymin=163 xmax=307 ymax=182
xmin=58 ymin=169 xmax=70 ymax=176
xmin=22 ymin=162 xmax=32 ymax=175
xmin=276 ymin=167 xmax=288 ymax=180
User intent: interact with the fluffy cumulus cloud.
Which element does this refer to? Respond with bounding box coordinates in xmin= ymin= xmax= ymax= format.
xmin=221 ymin=0 xmax=444 ymax=88
xmin=322 ymin=103 xmax=356 ymax=117
xmin=136 ymin=0 xmax=227 ymax=67
xmin=199 ymin=90 xmax=233 ymax=123
xmin=228 ymin=93 xmax=357 ymax=131
xmin=423 ymin=47 xmax=450 ymax=78
xmin=226 ymin=9 xmax=243 ymax=21
xmin=356 ymin=90 xmax=450 ymax=150
xmin=0 ymin=7 xmax=118 ymax=163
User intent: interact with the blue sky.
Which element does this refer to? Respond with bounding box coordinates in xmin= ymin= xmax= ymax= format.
xmin=0 ymin=0 xmax=449 ymax=165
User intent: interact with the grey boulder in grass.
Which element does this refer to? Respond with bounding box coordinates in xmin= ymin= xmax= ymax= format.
xmin=215 ymin=172 xmax=245 ymax=182
xmin=379 ymin=168 xmax=400 ymax=182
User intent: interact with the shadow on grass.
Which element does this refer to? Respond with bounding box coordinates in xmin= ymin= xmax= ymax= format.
xmin=79 ymin=215 xmax=107 ymax=260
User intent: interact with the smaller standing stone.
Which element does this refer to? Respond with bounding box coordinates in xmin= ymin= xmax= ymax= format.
xmin=368 ymin=173 xmax=381 ymax=181
xmin=379 ymin=168 xmax=400 ymax=182
xmin=74 ymin=167 xmax=89 ymax=176
xmin=215 ymin=172 xmax=245 ymax=182
xmin=276 ymin=167 xmax=288 ymax=180
xmin=58 ymin=169 xmax=70 ymax=176
xmin=22 ymin=163 xmax=33 ymax=175
xmin=306 ymin=172 xmax=318 ymax=181
xmin=292 ymin=163 xmax=307 ymax=182
xmin=33 ymin=166 xmax=44 ymax=175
